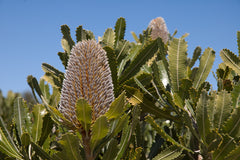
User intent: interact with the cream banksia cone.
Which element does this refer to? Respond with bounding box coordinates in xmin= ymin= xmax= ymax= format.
xmin=148 ymin=17 xmax=169 ymax=44
xmin=59 ymin=40 xmax=114 ymax=129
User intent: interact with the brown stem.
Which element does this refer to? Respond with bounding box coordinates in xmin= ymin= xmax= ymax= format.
xmin=82 ymin=130 xmax=94 ymax=160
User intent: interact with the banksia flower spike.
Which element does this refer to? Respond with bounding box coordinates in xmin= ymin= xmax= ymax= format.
xmin=148 ymin=17 xmax=169 ymax=44
xmin=59 ymin=40 xmax=114 ymax=129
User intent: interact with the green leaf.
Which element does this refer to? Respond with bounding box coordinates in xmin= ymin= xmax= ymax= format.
xmin=124 ymin=73 xmax=152 ymax=90
xmin=38 ymin=114 xmax=54 ymax=146
xmin=61 ymin=38 xmax=71 ymax=55
xmin=145 ymin=115 xmax=193 ymax=153
xmin=114 ymin=17 xmax=126 ymax=47
xmin=27 ymin=75 xmax=43 ymax=102
xmin=0 ymin=117 xmax=22 ymax=159
xmin=31 ymin=142 xmax=53 ymax=160
xmin=42 ymin=63 xmax=64 ymax=79
xmin=222 ymin=107 xmax=240 ymax=137
xmin=102 ymin=139 xmax=119 ymax=160
xmin=131 ymin=31 xmax=140 ymax=43
xmin=214 ymin=90 xmax=232 ymax=130
xmin=213 ymin=134 xmax=236 ymax=160
xmin=21 ymin=133 xmax=30 ymax=148
xmin=0 ymin=140 xmax=23 ymax=160
xmin=225 ymin=145 xmax=240 ymax=160
xmin=13 ymin=97 xmax=27 ymax=137
xmin=91 ymin=116 xmax=109 ymax=148
xmin=102 ymin=28 xmax=115 ymax=48
xmin=168 ymin=37 xmax=188 ymax=92
xmin=53 ymin=133 xmax=83 ymax=160
xmin=104 ymin=46 xmax=118 ymax=95
xmin=58 ymin=52 xmax=68 ymax=69
xmin=192 ymin=48 xmax=215 ymax=89
xmin=114 ymin=106 xmax=140 ymax=160
xmin=196 ymin=90 xmax=210 ymax=143
xmin=120 ymin=38 xmax=161 ymax=83
xmin=205 ymin=130 xmax=222 ymax=151
xmin=61 ymin=25 xmax=75 ymax=50
xmin=124 ymin=85 xmax=179 ymax=122
xmin=231 ymin=83 xmax=240 ymax=108
xmin=111 ymin=113 xmax=129 ymax=136
xmin=152 ymin=145 xmax=182 ymax=160
xmin=105 ymin=91 xmax=126 ymax=119
xmin=129 ymin=147 xmax=142 ymax=160
xmin=76 ymin=25 xmax=84 ymax=42
xmin=75 ymin=98 xmax=92 ymax=132
xmin=32 ymin=104 xmax=46 ymax=143
xmin=189 ymin=46 xmax=201 ymax=68
xmin=220 ymin=49 xmax=240 ymax=75
xmin=39 ymin=79 xmax=51 ymax=104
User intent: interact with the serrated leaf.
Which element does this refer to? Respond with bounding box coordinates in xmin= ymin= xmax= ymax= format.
xmin=61 ymin=38 xmax=71 ymax=55
xmin=102 ymin=139 xmax=119 ymax=160
xmin=39 ymin=79 xmax=51 ymax=104
xmin=0 ymin=139 xmax=23 ymax=160
xmin=38 ymin=113 xmax=54 ymax=146
xmin=220 ymin=49 xmax=240 ymax=75
xmin=0 ymin=117 xmax=22 ymax=159
xmin=214 ymin=90 xmax=232 ymax=130
xmin=58 ymin=52 xmax=68 ymax=69
xmin=115 ymin=40 xmax=131 ymax=63
xmin=91 ymin=116 xmax=109 ymax=149
xmin=231 ymin=83 xmax=240 ymax=108
xmin=27 ymin=75 xmax=43 ymax=102
xmin=119 ymin=38 xmax=161 ymax=83
xmin=196 ymin=90 xmax=210 ymax=143
xmin=105 ymin=91 xmax=125 ymax=119
xmin=104 ymin=46 xmax=118 ymax=95
xmin=223 ymin=107 xmax=240 ymax=137
xmin=32 ymin=104 xmax=46 ymax=143
xmin=42 ymin=63 xmax=64 ymax=78
xmin=129 ymin=147 xmax=142 ymax=160
xmin=152 ymin=145 xmax=182 ymax=160
xmin=75 ymin=98 xmax=92 ymax=132
xmin=205 ymin=130 xmax=222 ymax=151
xmin=145 ymin=115 xmax=193 ymax=153
xmin=189 ymin=46 xmax=201 ymax=68
xmin=31 ymin=142 xmax=53 ymax=160
xmin=168 ymin=37 xmax=188 ymax=92
xmin=76 ymin=25 xmax=85 ymax=42
xmin=61 ymin=25 xmax=75 ymax=50
xmin=131 ymin=31 xmax=140 ymax=43
xmin=53 ymin=133 xmax=82 ymax=160
xmin=192 ymin=47 xmax=215 ymax=89
xmin=225 ymin=144 xmax=240 ymax=160
xmin=124 ymin=85 xmax=179 ymax=122
xmin=124 ymin=73 xmax=152 ymax=89
xmin=114 ymin=106 xmax=140 ymax=160
xmin=13 ymin=97 xmax=27 ymax=137
xmin=213 ymin=134 xmax=236 ymax=160
xmin=102 ymin=28 xmax=115 ymax=48
xmin=114 ymin=17 xmax=126 ymax=47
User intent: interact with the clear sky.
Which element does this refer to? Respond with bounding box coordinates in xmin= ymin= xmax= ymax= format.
xmin=0 ymin=0 xmax=240 ymax=96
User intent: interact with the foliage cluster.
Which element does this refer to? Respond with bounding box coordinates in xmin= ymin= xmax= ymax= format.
xmin=0 ymin=17 xmax=240 ymax=160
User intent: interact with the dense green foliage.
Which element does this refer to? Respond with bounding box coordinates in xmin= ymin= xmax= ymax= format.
xmin=0 ymin=17 xmax=240 ymax=160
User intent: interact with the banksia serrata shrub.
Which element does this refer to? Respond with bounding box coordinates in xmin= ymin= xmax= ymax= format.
xmin=148 ymin=17 xmax=169 ymax=43
xmin=59 ymin=40 xmax=114 ymax=128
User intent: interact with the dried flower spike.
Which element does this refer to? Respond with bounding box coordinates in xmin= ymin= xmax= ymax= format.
xmin=148 ymin=17 xmax=169 ymax=44
xmin=59 ymin=40 xmax=114 ymax=128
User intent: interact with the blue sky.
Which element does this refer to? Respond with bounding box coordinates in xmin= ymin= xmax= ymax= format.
xmin=0 ymin=0 xmax=240 ymax=96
